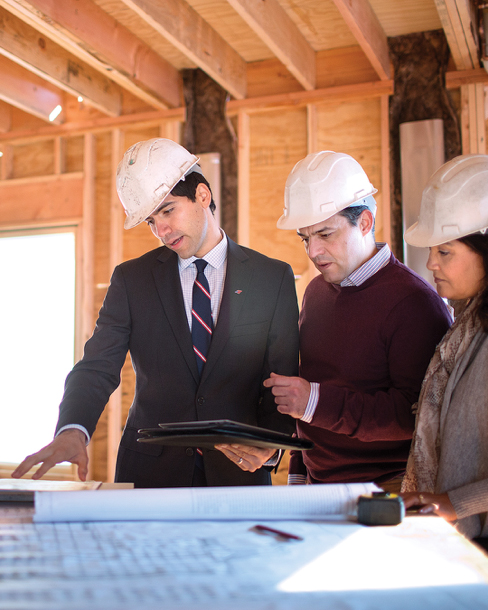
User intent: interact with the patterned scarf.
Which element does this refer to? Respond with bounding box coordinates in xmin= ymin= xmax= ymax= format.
xmin=402 ymin=297 xmax=481 ymax=492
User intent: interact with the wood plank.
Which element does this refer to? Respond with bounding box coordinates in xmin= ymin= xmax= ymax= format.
xmin=446 ymin=68 xmax=488 ymax=88
xmin=331 ymin=0 xmax=391 ymax=80
xmin=0 ymin=172 xmax=83 ymax=225
xmin=0 ymin=100 xmax=11 ymax=133
xmin=380 ymin=94 xmax=391 ymax=246
xmin=118 ymin=0 xmax=247 ymax=99
xmin=434 ymin=0 xmax=479 ymax=70
xmin=237 ymin=110 xmax=250 ymax=246
xmin=0 ymin=0 xmax=181 ymax=108
xmin=461 ymin=82 xmax=486 ymax=153
xmin=227 ymin=0 xmax=315 ymax=90
xmin=0 ymin=54 xmax=64 ymax=124
xmin=0 ymin=144 xmax=13 ymax=179
xmin=0 ymin=7 xmax=122 ymax=116
xmin=228 ymin=80 xmax=394 ymax=113
xmin=0 ymin=79 xmax=394 ymax=145
xmin=246 ymin=46 xmax=379 ymax=98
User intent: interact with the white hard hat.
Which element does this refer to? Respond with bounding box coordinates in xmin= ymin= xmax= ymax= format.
xmin=404 ymin=154 xmax=488 ymax=247
xmin=116 ymin=138 xmax=201 ymax=229
xmin=277 ymin=151 xmax=377 ymax=230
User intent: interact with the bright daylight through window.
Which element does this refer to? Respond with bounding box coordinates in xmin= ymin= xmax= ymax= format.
xmin=0 ymin=231 xmax=76 ymax=464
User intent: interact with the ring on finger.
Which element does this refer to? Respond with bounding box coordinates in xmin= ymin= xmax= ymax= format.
xmin=419 ymin=494 xmax=425 ymax=504
xmin=238 ymin=458 xmax=243 ymax=465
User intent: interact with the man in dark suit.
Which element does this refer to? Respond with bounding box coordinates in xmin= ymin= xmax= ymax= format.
xmin=12 ymin=138 xmax=299 ymax=488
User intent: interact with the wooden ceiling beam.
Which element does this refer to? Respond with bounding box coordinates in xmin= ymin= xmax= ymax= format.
xmin=330 ymin=0 xmax=391 ymax=80
xmin=0 ymin=0 xmax=182 ymax=108
xmin=0 ymin=55 xmax=64 ymax=124
xmin=226 ymin=0 xmax=315 ymax=91
xmin=434 ymin=0 xmax=479 ymax=70
xmin=0 ymin=8 xmax=122 ymax=117
xmin=118 ymin=0 xmax=247 ymax=100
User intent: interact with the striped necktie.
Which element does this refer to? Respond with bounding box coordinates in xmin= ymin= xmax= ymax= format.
xmin=191 ymin=259 xmax=213 ymax=376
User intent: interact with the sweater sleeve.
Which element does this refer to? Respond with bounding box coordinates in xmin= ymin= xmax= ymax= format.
xmin=309 ymin=289 xmax=451 ymax=442
xmin=448 ymin=480 xmax=488 ymax=520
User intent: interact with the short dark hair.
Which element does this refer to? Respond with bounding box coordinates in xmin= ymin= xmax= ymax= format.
xmin=170 ymin=170 xmax=216 ymax=214
xmin=337 ymin=205 xmax=375 ymax=238
xmin=458 ymin=232 xmax=488 ymax=332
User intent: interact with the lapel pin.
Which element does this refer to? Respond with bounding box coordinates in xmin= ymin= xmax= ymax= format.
xmin=235 ymin=290 xmax=242 ymax=294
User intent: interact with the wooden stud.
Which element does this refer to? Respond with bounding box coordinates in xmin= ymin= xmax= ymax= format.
xmin=106 ymin=128 xmax=124 ymax=482
xmin=0 ymin=54 xmax=64 ymax=124
xmin=380 ymin=94 xmax=391 ymax=246
xmin=54 ymin=136 xmax=65 ymax=174
xmin=118 ymin=0 xmax=247 ymax=100
xmin=0 ymin=0 xmax=181 ymax=109
xmin=0 ymin=7 xmax=122 ymax=116
xmin=0 ymin=144 xmax=13 ymax=179
xmin=227 ymin=0 xmax=316 ymax=91
xmin=434 ymin=0 xmax=479 ymax=70
xmin=331 ymin=0 xmax=391 ymax=80
xmin=237 ymin=111 xmax=250 ymax=246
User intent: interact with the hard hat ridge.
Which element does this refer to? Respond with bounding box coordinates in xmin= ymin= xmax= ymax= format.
xmin=116 ymin=138 xmax=201 ymax=229
xmin=404 ymin=154 xmax=488 ymax=247
xmin=277 ymin=151 xmax=377 ymax=230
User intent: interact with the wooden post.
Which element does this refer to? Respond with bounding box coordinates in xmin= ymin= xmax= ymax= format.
xmin=461 ymin=83 xmax=486 ymax=154
xmin=81 ymin=132 xmax=96 ymax=480
xmin=106 ymin=128 xmax=124 ymax=482
xmin=381 ymin=94 xmax=391 ymax=246
xmin=237 ymin=111 xmax=250 ymax=247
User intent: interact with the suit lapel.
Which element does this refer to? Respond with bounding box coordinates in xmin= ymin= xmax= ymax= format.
xmin=152 ymin=248 xmax=200 ymax=382
xmin=201 ymin=239 xmax=251 ymax=382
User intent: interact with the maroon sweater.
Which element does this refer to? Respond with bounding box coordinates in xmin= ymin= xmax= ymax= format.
xmin=291 ymin=254 xmax=452 ymax=484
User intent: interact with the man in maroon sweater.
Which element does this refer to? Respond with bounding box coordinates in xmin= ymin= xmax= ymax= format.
xmin=265 ymin=151 xmax=451 ymax=488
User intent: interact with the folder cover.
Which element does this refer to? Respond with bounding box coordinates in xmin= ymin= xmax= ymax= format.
xmin=137 ymin=419 xmax=314 ymax=450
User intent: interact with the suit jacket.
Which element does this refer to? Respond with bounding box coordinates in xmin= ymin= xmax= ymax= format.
xmin=56 ymin=238 xmax=299 ymax=487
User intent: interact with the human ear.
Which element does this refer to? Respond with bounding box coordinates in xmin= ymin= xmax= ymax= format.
xmin=195 ymin=183 xmax=212 ymax=209
xmin=359 ymin=210 xmax=374 ymax=236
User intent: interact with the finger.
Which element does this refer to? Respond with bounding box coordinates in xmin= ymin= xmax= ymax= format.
xmin=263 ymin=374 xmax=294 ymax=388
xmin=11 ymin=453 xmax=47 ymax=479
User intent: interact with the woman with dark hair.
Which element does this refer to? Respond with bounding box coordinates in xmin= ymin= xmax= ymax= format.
xmin=401 ymin=154 xmax=488 ymax=546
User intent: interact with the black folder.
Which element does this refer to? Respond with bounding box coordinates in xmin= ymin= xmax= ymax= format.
xmin=137 ymin=419 xmax=314 ymax=450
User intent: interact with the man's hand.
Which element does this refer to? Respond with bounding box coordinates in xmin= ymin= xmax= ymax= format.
xmin=215 ymin=444 xmax=276 ymax=472
xmin=400 ymin=491 xmax=458 ymax=522
xmin=263 ymin=372 xmax=311 ymax=419
xmin=11 ymin=429 xmax=89 ymax=481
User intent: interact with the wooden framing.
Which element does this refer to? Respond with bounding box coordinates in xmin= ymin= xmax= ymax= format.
xmin=237 ymin=111 xmax=250 ymax=246
xmin=0 ymin=0 xmax=181 ymax=109
xmin=461 ymin=83 xmax=486 ymax=153
xmin=434 ymin=0 xmax=479 ymax=70
xmin=118 ymin=0 xmax=247 ymax=100
xmin=0 ymin=7 xmax=122 ymax=117
xmin=331 ymin=0 xmax=391 ymax=80
xmin=0 ymin=54 xmax=64 ymax=124
xmin=227 ymin=0 xmax=316 ymax=91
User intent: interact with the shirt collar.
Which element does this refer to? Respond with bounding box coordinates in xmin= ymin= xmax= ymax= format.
xmin=178 ymin=229 xmax=228 ymax=271
xmin=340 ymin=242 xmax=391 ymax=287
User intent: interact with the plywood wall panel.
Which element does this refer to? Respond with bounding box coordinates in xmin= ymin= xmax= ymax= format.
xmin=248 ymin=108 xmax=309 ymax=275
xmin=12 ymin=140 xmax=54 ymax=179
xmin=315 ymin=99 xmax=384 ymax=239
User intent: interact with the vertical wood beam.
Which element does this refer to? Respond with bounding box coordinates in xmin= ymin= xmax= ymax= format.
xmin=54 ymin=136 xmax=65 ymax=174
xmin=461 ymin=83 xmax=486 ymax=153
xmin=237 ymin=111 xmax=250 ymax=247
xmin=160 ymin=120 xmax=181 ymax=143
xmin=0 ymin=144 xmax=13 ymax=179
xmin=381 ymin=95 xmax=391 ymax=245
xmin=0 ymin=100 xmax=11 ymax=133
xmin=106 ymin=128 xmax=124 ymax=482
xmin=82 ymin=132 xmax=96 ymax=480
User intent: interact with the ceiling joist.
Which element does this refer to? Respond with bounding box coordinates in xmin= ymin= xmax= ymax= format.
xmin=331 ymin=0 xmax=391 ymax=81
xmin=118 ymin=0 xmax=247 ymax=100
xmin=434 ymin=0 xmax=479 ymax=70
xmin=0 ymin=54 xmax=64 ymax=124
xmin=0 ymin=7 xmax=122 ymax=116
xmin=226 ymin=0 xmax=316 ymax=91
xmin=0 ymin=0 xmax=182 ymax=108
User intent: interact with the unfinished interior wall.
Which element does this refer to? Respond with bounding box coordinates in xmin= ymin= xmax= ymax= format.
xmin=388 ymin=30 xmax=461 ymax=259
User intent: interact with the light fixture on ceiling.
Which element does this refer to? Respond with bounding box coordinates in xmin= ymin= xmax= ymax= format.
xmin=49 ymin=105 xmax=62 ymax=122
